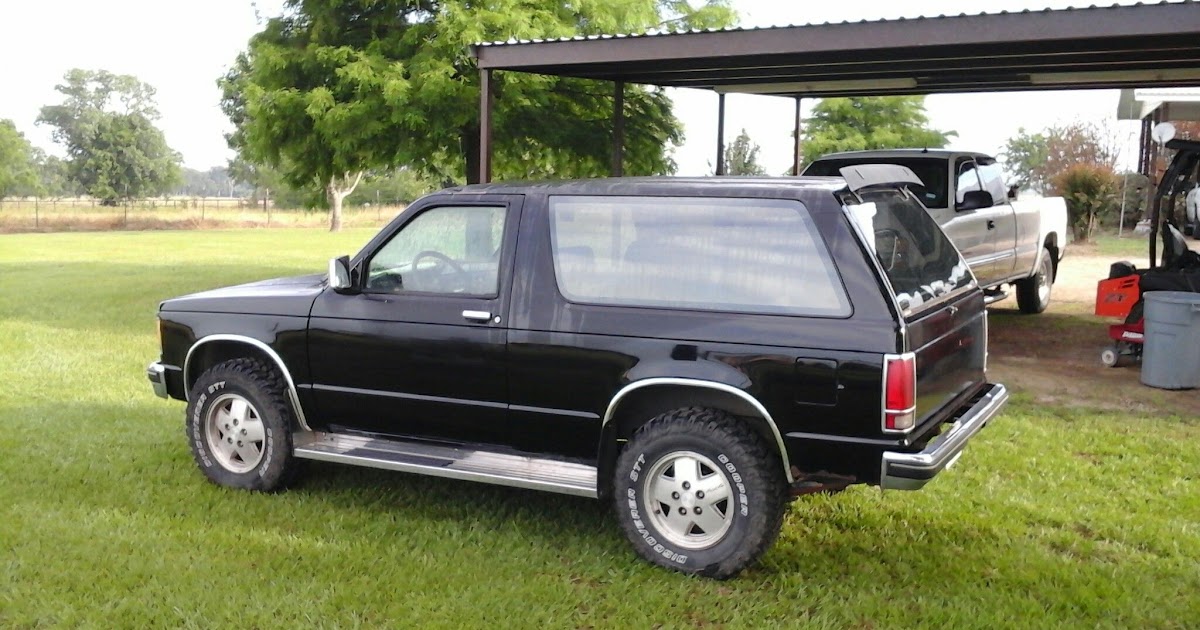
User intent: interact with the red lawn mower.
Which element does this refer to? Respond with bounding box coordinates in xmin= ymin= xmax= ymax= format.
xmin=1095 ymin=137 xmax=1200 ymax=367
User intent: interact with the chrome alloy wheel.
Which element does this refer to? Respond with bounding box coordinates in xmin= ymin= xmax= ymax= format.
xmin=643 ymin=451 xmax=734 ymax=549
xmin=1037 ymin=256 xmax=1052 ymax=305
xmin=204 ymin=393 xmax=267 ymax=474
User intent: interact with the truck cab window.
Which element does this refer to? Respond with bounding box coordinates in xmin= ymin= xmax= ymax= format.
xmin=365 ymin=205 xmax=506 ymax=295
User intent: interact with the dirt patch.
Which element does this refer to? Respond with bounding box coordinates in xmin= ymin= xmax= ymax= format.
xmin=986 ymin=253 xmax=1199 ymax=417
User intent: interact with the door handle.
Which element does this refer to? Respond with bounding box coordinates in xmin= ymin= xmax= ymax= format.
xmin=462 ymin=310 xmax=494 ymax=323
xmin=986 ymin=220 xmax=996 ymax=230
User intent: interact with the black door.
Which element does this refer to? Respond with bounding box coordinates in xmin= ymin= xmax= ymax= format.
xmin=307 ymin=195 xmax=522 ymax=445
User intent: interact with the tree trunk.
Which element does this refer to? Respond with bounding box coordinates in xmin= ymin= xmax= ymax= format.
xmin=325 ymin=171 xmax=363 ymax=232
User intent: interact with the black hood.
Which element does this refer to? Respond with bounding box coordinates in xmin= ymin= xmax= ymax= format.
xmin=160 ymin=273 xmax=325 ymax=317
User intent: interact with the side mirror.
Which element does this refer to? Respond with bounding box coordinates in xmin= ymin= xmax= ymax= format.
xmin=328 ymin=255 xmax=355 ymax=293
xmin=956 ymin=190 xmax=994 ymax=212
xmin=1007 ymin=185 xmax=1019 ymax=201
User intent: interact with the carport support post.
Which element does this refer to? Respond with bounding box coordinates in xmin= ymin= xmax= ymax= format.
xmin=611 ymin=81 xmax=625 ymax=177
xmin=715 ymin=93 xmax=726 ymax=176
xmin=791 ymin=97 xmax=803 ymax=176
xmin=479 ymin=69 xmax=494 ymax=184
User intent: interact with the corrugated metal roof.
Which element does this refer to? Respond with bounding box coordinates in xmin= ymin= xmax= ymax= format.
xmin=474 ymin=0 xmax=1197 ymax=48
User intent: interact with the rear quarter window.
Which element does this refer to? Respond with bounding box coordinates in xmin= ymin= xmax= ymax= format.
xmin=548 ymin=195 xmax=851 ymax=317
xmin=843 ymin=189 xmax=974 ymax=318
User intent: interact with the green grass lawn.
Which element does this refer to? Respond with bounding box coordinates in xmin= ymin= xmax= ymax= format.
xmin=2 ymin=229 xmax=1198 ymax=628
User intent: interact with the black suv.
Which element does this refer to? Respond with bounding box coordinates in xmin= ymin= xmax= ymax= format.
xmin=148 ymin=168 xmax=1007 ymax=578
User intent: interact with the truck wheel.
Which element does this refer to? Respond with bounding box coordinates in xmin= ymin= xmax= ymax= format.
xmin=613 ymin=407 xmax=787 ymax=579
xmin=185 ymin=358 xmax=300 ymax=492
xmin=1016 ymin=248 xmax=1054 ymax=314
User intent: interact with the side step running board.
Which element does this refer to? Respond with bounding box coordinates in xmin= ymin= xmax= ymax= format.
xmin=293 ymin=432 xmax=598 ymax=498
xmin=983 ymin=288 xmax=1009 ymax=305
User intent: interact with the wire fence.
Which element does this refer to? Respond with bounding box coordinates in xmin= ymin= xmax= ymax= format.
xmin=0 ymin=197 xmax=403 ymax=232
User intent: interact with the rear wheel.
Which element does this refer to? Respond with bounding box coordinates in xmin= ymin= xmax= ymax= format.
xmin=1016 ymin=248 xmax=1054 ymax=314
xmin=613 ymin=407 xmax=787 ymax=579
xmin=186 ymin=358 xmax=300 ymax=491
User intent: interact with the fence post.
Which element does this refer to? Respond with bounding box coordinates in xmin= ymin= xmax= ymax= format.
xmin=35 ymin=197 xmax=39 ymax=229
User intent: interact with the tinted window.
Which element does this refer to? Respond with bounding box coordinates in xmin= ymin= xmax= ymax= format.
xmin=366 ymin=205 xmax=505 ymax=295
xmin=843 ymin=189 xmax=973 ymax=318
xmin=548 ymin=196 xmax=850 ymax=317
xmin=806 ymin=157 xmax=949 ymax=208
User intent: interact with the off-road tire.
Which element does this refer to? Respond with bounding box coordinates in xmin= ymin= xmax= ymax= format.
xmin=1016 ymin=247 xmax=1054 ymax=314
xmin=613 ymin=407 xmax=787 ymax=579
xmin=185 ymin=358 xmax=300 ymax=491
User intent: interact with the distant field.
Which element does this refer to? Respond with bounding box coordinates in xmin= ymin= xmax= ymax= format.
xmin=1 ymin=229 xmax=1198 ymax=627
xmin=0 ymin=198 xmax=399 ymax=232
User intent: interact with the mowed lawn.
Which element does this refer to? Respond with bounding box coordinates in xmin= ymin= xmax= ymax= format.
xmin=2 ymin=229 xmax=1198 ymax=628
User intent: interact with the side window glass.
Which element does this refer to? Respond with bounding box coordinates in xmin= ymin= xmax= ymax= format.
xmin=548 ymin=195 xmax=851 ymax=317
xmin=955 ymin=160 xmax=984 ymax=205
xmin=977 ymin=162 xmax=1007 ymax=203
xmin=366 ymin=205 xmax=506 ymax=295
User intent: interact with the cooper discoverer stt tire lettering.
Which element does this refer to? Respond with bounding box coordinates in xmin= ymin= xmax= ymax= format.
xmin=613 ymin=407 xmax=787 ymax=579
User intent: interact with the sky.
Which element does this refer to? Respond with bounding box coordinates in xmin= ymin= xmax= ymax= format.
xmin=0 ymin=0 xmax=1153 ymax=175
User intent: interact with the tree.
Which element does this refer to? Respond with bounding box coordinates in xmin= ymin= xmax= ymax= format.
xmin=37 ymin=69 xmax=180 ymax=204
xmin=1001 ymin=121 xmax=1120 ymax=196
xmin=800 ymin=96 xmax=954 ymax=165
xmin=1054 ymin=163 xmax=1118 ymax=243
xmin=30 ymin=151 xmax=76 ymax=198
xmin=348 ymin=168 xmax=440 ymax=206
xmin=723 ymin=129 xmax=765 ymax=175
xmin=222 ymin=0 xmax=734 ymax=231
xmin=0 ymin=120 xmax=38 ymax=199
xmin=998 ymin=128 xmax=1050 ymax=194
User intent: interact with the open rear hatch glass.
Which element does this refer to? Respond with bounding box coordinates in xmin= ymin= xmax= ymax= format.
xmin=843 ymin=188 xmax=987 ymax=430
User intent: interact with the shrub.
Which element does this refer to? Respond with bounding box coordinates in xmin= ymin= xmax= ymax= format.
xmin=1054 ymin=163 xmax=1118 ymax=242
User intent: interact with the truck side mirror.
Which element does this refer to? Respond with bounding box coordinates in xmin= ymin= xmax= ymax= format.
xmin=1007 ymin=185 xmax=1019 ymax=201
xmin=956 ymin=190 xmax=994 ymax=212
xmin=328 ymin=255 xmax=356 ymax=293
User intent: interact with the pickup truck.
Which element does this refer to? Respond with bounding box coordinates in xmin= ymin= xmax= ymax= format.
xmin=147 ymin=171 xmax=1007 ymax=578
xmin=804 ymin=150 xmax=1069 ymax=314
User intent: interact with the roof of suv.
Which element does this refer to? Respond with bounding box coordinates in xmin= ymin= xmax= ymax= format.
xmin=444 ymin=176 xmax=847 ymax=197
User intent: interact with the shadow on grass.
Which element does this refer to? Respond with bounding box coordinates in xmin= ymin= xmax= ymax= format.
xmin=0 ymin=261 xmax=315 ymax=335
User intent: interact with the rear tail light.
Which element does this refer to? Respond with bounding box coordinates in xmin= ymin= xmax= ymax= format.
xmin=883 ymin=352 xmax=916 ymax=432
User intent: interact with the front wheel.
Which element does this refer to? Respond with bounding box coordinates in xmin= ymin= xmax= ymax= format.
xmin=1101 ymin=345 xmax=1121 ymax=368
xmin=613 ymin=407 xmax=787 ymax=579
xmin=186 ymin=358 xmax=300 ymax=491
xmin=1016 ymin=247 xmax=1054 ymax=314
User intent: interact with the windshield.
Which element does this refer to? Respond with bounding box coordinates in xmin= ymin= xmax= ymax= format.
xmin=806 ymin=157 xmax=948 ymax=208
xmin=842 ymin=188 xmax=974 ymax=318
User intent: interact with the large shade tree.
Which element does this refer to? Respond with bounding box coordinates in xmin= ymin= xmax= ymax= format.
xmin=222 ymin=0 xmax=734 ymax=231
xmin=800 ymin=96 xmax=955 ymax=166
xmin=0 ymin=120 xmax=38 ymax=199
xmin=37 ymin=69 xmax=180 ymax=204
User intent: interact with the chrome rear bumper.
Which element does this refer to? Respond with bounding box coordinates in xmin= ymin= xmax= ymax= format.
xmin=147 ymin=362 xmax=168 ymax=399
xmin=881 ymin=383 xmax=1008 ymax=491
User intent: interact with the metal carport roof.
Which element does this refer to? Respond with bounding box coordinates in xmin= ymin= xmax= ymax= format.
xmin=469 ymin=1 xmax=1200 ymax=181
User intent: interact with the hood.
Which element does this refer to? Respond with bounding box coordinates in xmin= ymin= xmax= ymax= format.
xmin=160 ymin=273 xmax=326 ymax=317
